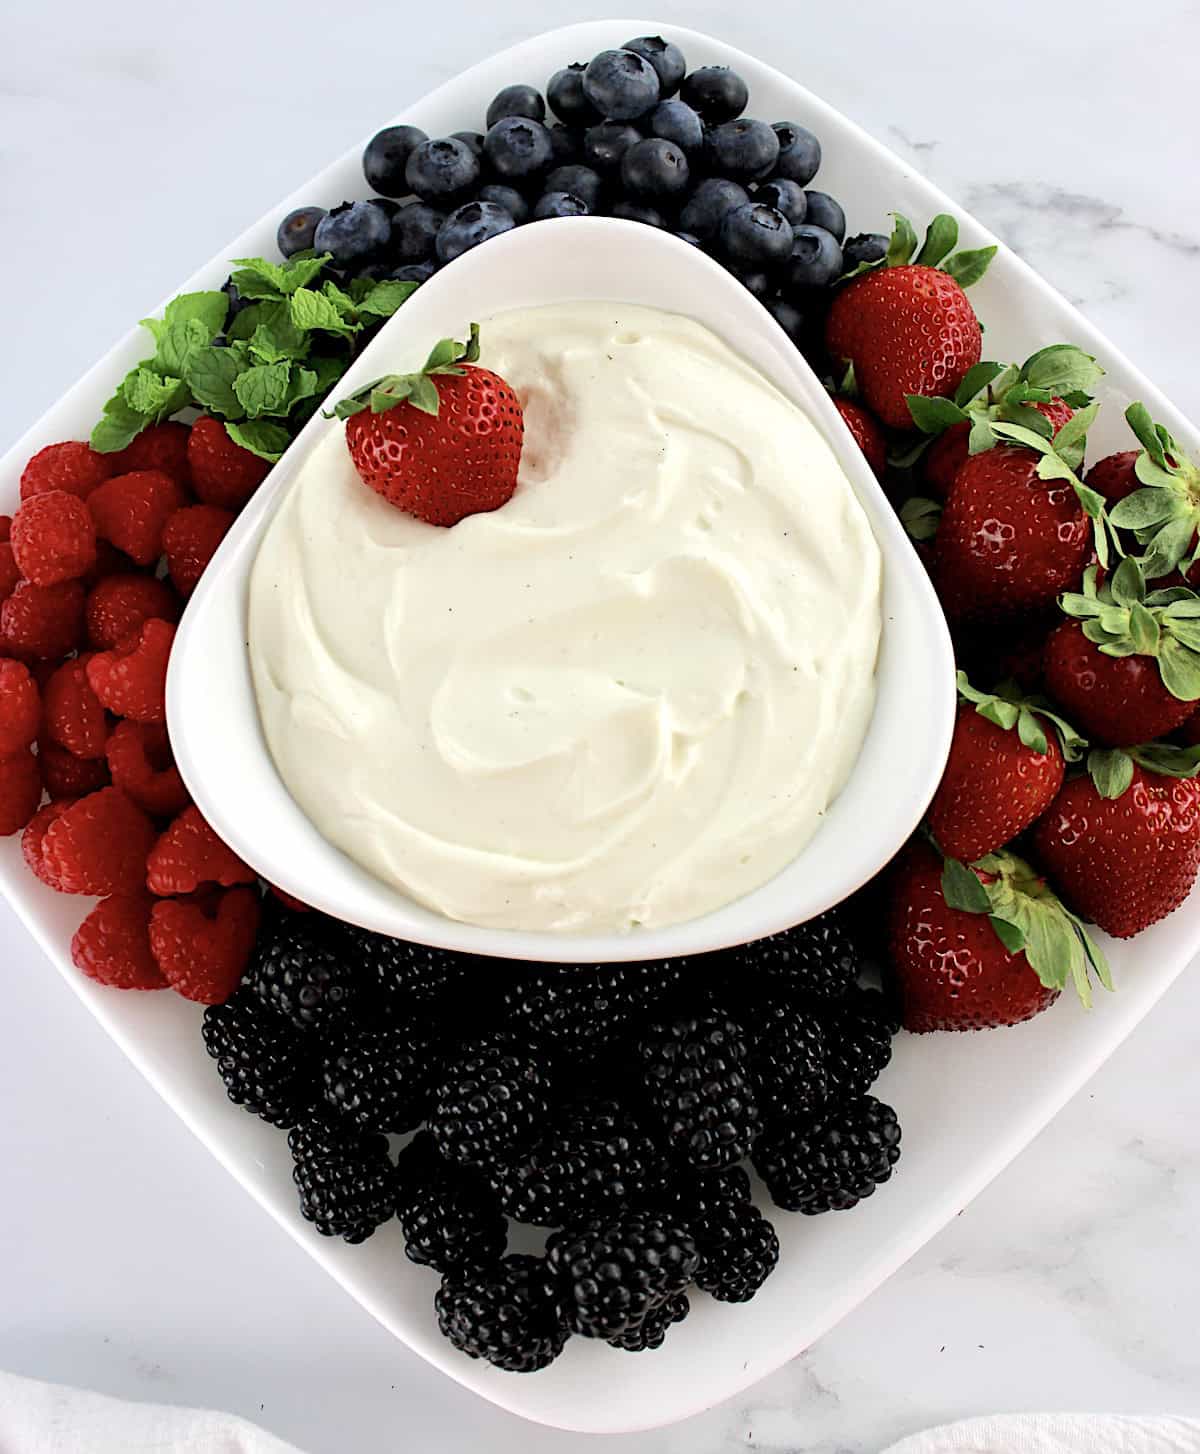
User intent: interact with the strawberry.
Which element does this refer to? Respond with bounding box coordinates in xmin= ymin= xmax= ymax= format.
xmin=336 ymin=324 xmax=523 ymax=527
xmin=1104 ymin=403 xmax=1200 ymax=582
xmin=1086 ymin=450 xmax=1141 ymax=507
xmin=186 ymin=416 xmax=271 ymax=510
xmin=886 ymin=839 xmax=1109 ymax=1032
xmin=927 ymin=676 xmax=1080 ymax=863
xmin=831 ymin=397 xmax=886 ymax=478
xmin=825 ymin=214 xmax=993 ymax=430
xmin=1033 ymin=751 xmax=1200 ymax=938
xmin=1043 ymin=559 xmax=1200 ymax=746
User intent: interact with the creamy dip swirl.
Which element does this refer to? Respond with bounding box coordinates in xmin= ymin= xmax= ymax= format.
xmin=248 ymin=303 xmax=882 ymax=933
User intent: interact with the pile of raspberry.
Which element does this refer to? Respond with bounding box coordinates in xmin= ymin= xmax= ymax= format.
xmin=1 ymin=419 xmax=281 ymax=1003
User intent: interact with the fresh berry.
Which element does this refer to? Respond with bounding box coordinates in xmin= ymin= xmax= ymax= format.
xmin=0 ymin=545 xmax=20 ymax=605
xmin=1086 ymin=449 xmax=1141 ymax=507
xmin=784 ymin=224 xmax=844 ymax=289
xmin=745 ymin=1003 xmax=829 ymax=1121
xmin=149 ymin=886 xmax=261 ymax=1003
xmin=679 ymin=66 xmax=747 ymax=123
xmin=341 ymin=326 xmax=523 ymax=528
xmin=86 ymin=617 xmax=175 ymax=723
xmin=276 ymin=205 xmax=328 ymax=258
xmin=71 ymin=893 xmax=166 ymax=990
xmin=482 ymin=117 xmax=554 ymax=182
xmin=435 ymin=201 xmax=516 ymax=264
xmin=1101 ymin=405 xmax=1200 ymax=582
xmin=637 ymin=1010 xmax=760 ymax=1170
xmin=582 ymin=120 xmax=642 ymax=175
xmin=821 ymin=985 xmax=898 ymax=1098
xmin=479 ymin=183 xmax=529 ymax=223
xmin=622 ymin=35 xmax=687 ymax=96
xmin=312 ymin=200 xmax=391 ymax=267
xmin=202 ymin=988 xmax=314 ymax=1126
xmin=85 ymin=573 xmax=180 ymax=651
xmin=707 ymin=118 xmax=779 ymax=181
xmin=0 ymin=517 xmax=9 ymax=542
xmin=40 ymin=786 xmax=156 ymax=895
xmin=803 ymin=190 xmax=846 ymax=242
xmin=486 ymin=83 xmax=545 ymax=127
xmin=247 ymin=913 xmax=360 ymax=1030
xmin=288 ymin=1115 xmax=394 ymax=1243
xmin=611 ymin=200 xmax=667 ymax=228
xmin=146 ymin=803 xmax=254 ymax=895
xmin=405 ymin=138 xmax=481 ymax=205
xmin=88 ymin=470 xmax=187 ymax=565
xmin=429 ymin=1034 xmax=552 ymax=1175
xmin=620 ymin=138 xmax=689 ymax=201
xmin=546 ymin=1211 xmax=698 ymax=1339
xmin=677 ymin=179 xmax=747 ymax=241
xmin=11 ymin=491 xmax=96 ymax=586
xmin=0 ymin=659 xmax=41 ymax=755
xmin=1 ymin=580 xmax=85 ymax=660
xmin=722 ymin=907 xmax=862 ymax=1002
xmin=832 ymin=397 xmax=886 ymax=478
xmin=105 ymin=720 xmax=190 ymax=817
xmin=82 ymin=540 xmax=136 ymax=586
xmin=607 ymin=1292 xmax=689 ymax=1351
xmin=106 ymin=422 xmax=191 ymax=484
xmin=362 ymin=124 xmax=429 ymax=196
xmin=42 ymin=657 xmax=108 ymax=759
xmin=436 ymin=1254 xmax=567 ymax=1373
xmin=0 ymin=748 xmax=42 ymax=835
xmin=544 ymin=166 xmax=603 ymax=214
xmin=38 ymin=738 xmax=110 ymax=800
xmin=765 ymin=298 xmax=810 ymax=349
xmin=770 ymin=121 xmax=821 ymax=185
xmin=341 ymin=926 xmax=473 ymax=1016
xmin=390 ymin=201 xmax=446 ymax=262
xmin=499 ymin=959 xmax=684 ymax=1058
xmin=161 ymin=504 xmax=234 ymax=596
xmin=720 ymin=202 xmax=793 ymax=267
xmin=923 ymin=420 xmax=970 ymax=498
xmin=755 ymin=177 xmax=807 ymax=226
xmin=583 ymin=49 xmax=661 ymax=121
xmin=753 ymin=1096 xmax=901 ymax=1213
xmin=22 ymin=800 xmax=71 ymax=888
xmin=186 ymin=416 xmax=271 ymax=510
xmin=388 ymin=261 xmax=436 ymax=285
xmin=20 ymin=442 xmax=114 ymax=501
xmin=547 ymin=64 xmax=600 ymax=127
xmin=321 ymin=1021 xmax=441 ymax=1134
xmin=694 ymin=1201 xmax=779 ymax=1303
xmin=646 ymin=98 xmax=703 ymax=155
xmin=396 ymin=1133 xmax=507 ymax=1274
xmin=842 ymin=231 xmax=889 ymax=272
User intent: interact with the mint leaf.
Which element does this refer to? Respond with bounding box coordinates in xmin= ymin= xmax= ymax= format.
xmin=357 ymin=279 xmax=419 ymax=318
xmin=248 ymin=315 xmax=310 ymax=364
xmin=277 ymin=254 xmax=331 ymax=294
xmin=186 ymin=346 xmax=245 ymax=417
xmin=155 ymin=318 xmax=211 ymax=378
xmin=914 ymin=213 xmax=959 ymax=268
xmin=290 ymin=288 xmax=357 ymax=336
xmin=233 ymin=361 xmax=292 ymax=418
xmin=163 ymin=290 xmax=229 ymax=338
xmin=91 ymin=390 xmax=149 ymax=453
xmin=121 ymin=366 xmax=188 ymax=421
xmin=941 ymin=857 xmax=991 ymax=914
xmin=283 ymin=366 xmax=320 ymax=412
xmin=228 ymin=299 xmax=289 ymax=343
xmin=230 ymin=258 xmax=289 ymax=299
xmin=308 ymin=352 xmax=349 ymax=394
xmin=906 ymin=394 xmax=968 ymax=434
xmin=322 ymin=279 xmax=359 ymax=319
xmin=943 ymin=244 xmax=998 ymax=288
xmin=1088 ymin=747 xmax=1134 ymax=799
xmin=225 ymin=419 xmax=290 ymax=463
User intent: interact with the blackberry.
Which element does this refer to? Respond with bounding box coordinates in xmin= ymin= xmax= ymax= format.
xmin=637 ymin=1011 xmax=760 ymax=1170
xmin=726 ymin=907 xmax=862 ymax=1002
xmin=493 ymin=1096 xmax=666 ymax=1227
xmin=821 ymin=986 xmax=895 ymax=1099
xmin=321 ymin=1021 xmax=442 ymax=1134
xmin=288 ymin=1115 xmax=394 ymax=1243
xmin=248 ymin=914 xmax=359 ymax=1031
xmin=607 ymin=1291 xmax=689 ymax=1351
xmin=752 ymin=1096 xmax=901 ymax=1214
xmin=546 ymin=1211 xmax=699 ymax=1339
xmin=745 ymin=1003 xmax=830 ymax=1121
xmin=429 ymin=1034 xmax=552 ymax=1174
xmin=669 ymin=1165 xmax=777 ymax=1301
xmin=436 ymin=1254 xmax=568 ymax=1374
xmin=395 ymin=1133 xmax=506 ymax=1274
xmin=499 ymin=959 xmax=684 ymax=1059
xmin=202 ymin=989 xmax=314 ymax=1127
xmin=342 ymin=927 xmax=473 ymax=1019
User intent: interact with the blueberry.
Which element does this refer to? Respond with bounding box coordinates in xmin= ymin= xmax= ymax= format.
xmin=545 ymin=164 xmax=604 ymax=212
xmin=647 ymin=99 xmax=703 ymax=155
xmin=547 ymin=64 xmax=601 ymax=127
xmin=548 ymin=124 xmax=582 ymax=165
xmin=354 ymin=260 xmax=394 ymax=283
xmin=842 ymin=231 xmax=889 ymax=271
xmin=362 ymin=124 xmax=429 ymax=196
xmin=611 ymin=199 xmax=668 ymax=228
xmin=277 ymin=205 xmax=326 ymax=258
xmin=406 ymin=137 xmax=481 ymax=203
xmin=772 ymin=122 xmax=821 ymax=186
xmin=487 ymin=84 xmax=545 ymax=129
xmin=679 ymin=177 xmax=748 ymax=241
xmin=766 ymin=297 xmax=808 ymax=348
xmin=435 ymin=200 xmax=516 ymax=264
xmin=368 ymin=198 xmax=402 ymax=220
xmin=221 ymin=276 xmax=251 ymax=326
xmin=450 ymin=130 xmax=485 ymax=157
xmin=727 ymin=265 xmax=774 ymax=300
xmin=479 ymin=184 xmax=530 ymax=224
xmin=484 ymin=116 xmax=554 ymax=181
xmin=621 ymin=35 xmax=687 ymax=97
xmin=313 ymin=201 xmax=391 ymax=267
xmin=620 ymin=138 xmax=689 ymax=202
xmin=755 ymin=178 xmax=807 ymax=226
xmin=583 ymin=121 xmax=642 ymax=174
xmin=719 ymin=201 xmax=793 ymax=266
xmin=582 ymin=49 xmax=660 ymax=121
xmin=533 ymin=191 xmax=588 ymax=220
xmin=673 ymin=230 xmax=702 ymax=247
xmin=679 ymin=66 xmax=748 ymax=123
xmin=785 ymin=224 xmax=844 ymax=288
xmin=804 ymin=191 xmax=846 ymax=243
xmin=390 ymin=201 xmax=445 ymax=262
xmin=389 ymin=261 xmax=437 ymax=284
xmin=706 ymin=117 xmax=780 ymax=181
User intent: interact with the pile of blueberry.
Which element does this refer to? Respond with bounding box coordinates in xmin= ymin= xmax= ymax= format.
xmin=202 ymin=899 xmax=901 ymax=1372
xmin=275 ymin=35 xmax=887 ymax=361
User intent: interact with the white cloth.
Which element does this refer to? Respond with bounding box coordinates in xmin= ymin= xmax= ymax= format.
xmin=884 ymin=1414 xmax=1200 ymax=1454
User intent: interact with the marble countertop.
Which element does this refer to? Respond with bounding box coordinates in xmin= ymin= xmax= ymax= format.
xmin=3 ymin=2 xmax=1200 ymax=1449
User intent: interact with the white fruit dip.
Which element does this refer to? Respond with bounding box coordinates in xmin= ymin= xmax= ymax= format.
xmin=248 ymin=302 xmax=882 ymax=933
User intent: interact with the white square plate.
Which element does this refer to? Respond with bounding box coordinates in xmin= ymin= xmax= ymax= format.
xmin=2 ymin=18 xmax=1197 ymax=1435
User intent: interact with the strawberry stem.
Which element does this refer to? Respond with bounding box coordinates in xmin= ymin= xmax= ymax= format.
xmin=328 ymin=323 xmax=482 ymax=421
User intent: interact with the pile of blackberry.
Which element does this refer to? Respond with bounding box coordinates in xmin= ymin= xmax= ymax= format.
xmin=201 ymin=900 xmax=902 ymax=1374
xmin=267 ymin=34 xmax=884 ymax=371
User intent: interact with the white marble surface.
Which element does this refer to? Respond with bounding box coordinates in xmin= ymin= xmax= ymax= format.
xmin=3 ymin=2 xmax=1200 ymax=1449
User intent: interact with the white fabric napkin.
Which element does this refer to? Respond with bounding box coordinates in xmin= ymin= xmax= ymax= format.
xmin=883 ymin=1414 xmax=1200 ymax=1454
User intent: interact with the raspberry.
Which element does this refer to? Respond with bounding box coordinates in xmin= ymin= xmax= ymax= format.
xmin=0 ymin=580 xmax=85 ymax=661
xmin=162 ymin=505 xmax=234 ymax=596
xmin=0 ymin=748 xmax=42 ymax=835
xmin=85 ymin=618 xmax=175 ymax=723
xmin=107 ymin=422 xmax=191 ymax=486
xmin=149 ymin=887 xmax=261 ymax=1003
xmin=146 ymin=803 xmax=255 ymax=895
xmin=41 ymin=786 xmax=157 ymax=895
xmin=41 ymin=657 xmax=109 ymax=759
xmin=38 ymin=738 xmax=110 ymax=799
xmin=23 ymin=800 xmax=72 ymax=888
xmin=0 ymin=545 xmax=20 ymax=605
xmin=20 ymin=441 xmax=114 ymax=501
xmin=187 ymin=416 xmax=271 ymax=510
xmin=88 ymin=470 xmax=188 ymax=566
xmin=0 ymin=516 xmax=10 ymax=541
xmin=85 ymin=573 xmax=181 ymax=651
xmin=71 ymin=894 xmax=167 ymax=991
xmin=0 ymin=659 xmax=41 ymax=755
xmin=83 ymin=540 xmax=135 ymax=585
xmin=11 ymin=490 xmax=97 ymax=586
xmin=106 ymin=720 xmax=190 ymax=817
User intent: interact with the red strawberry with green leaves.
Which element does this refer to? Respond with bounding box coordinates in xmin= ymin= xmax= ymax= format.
xmin=1104 ymin=403 xmax=1200 ymax=581
xmin=333 ymin=324 xmax=524 ymax=527
xmin=1043 ymin=558 xmax=1200 ymax=745
xmin=825 ymin=213 xmax=995 ymax=430
xmin=1085 ymin=450 xmax=1141 ymax=507
xmin=831 ymin=397 xmax=886 ymax=478
xmin=1032 ymin=745 xmax=1200 ymax=938
xmin=927 ymin=674 xmax=1083 ymax=863
xmin=886 ymin=838 xmax=1110 ymax=1032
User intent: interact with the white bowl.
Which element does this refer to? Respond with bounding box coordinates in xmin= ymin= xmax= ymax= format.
xmin=3 ymin=17 xmax=1200 ymax=1436
xmin=167 ymin=216 xmax=954 ymax=962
